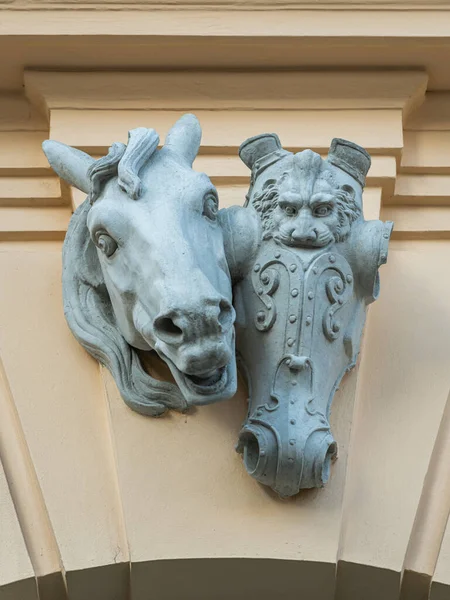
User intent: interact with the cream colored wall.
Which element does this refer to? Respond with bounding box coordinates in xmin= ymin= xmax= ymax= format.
xmin=0 ymin=67 xmax=450 ymax=600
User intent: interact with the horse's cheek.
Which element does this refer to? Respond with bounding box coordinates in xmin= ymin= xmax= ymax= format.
xmin=100 ymin=257 xmax=134 ymax=306
xmin=209 ymin=225 xmax=230 ymax=272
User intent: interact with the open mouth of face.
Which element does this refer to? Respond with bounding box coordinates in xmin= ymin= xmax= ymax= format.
xmin=183 ymin=365 xmax=229 ymax=395
xmin=157 ymin=351 xmax=237 ymax=405
xmin=283 ymin=237 xmax=330 ymax=249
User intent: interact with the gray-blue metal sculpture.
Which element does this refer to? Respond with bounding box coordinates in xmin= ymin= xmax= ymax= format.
xmin=44 ymin=115 xmax=392 ymax=497
xmin=43 ymin=115 xmax=237 ymax=417
xmin=221 ymin=134 xmax=392 ymax=497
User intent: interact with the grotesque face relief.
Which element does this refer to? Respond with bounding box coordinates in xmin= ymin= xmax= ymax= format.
xmin=224 ymin=134 xmax=393 ymax=497
xmin=253 ymin=150 xmax=361 ymax=249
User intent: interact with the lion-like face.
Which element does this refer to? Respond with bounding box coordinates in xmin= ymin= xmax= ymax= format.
xmin=251 ymin=152 xmax=361 ymax=249
xmin=272 ymin=174 xmax=344 ymax=248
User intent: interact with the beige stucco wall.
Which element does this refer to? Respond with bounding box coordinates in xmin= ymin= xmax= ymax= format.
xmin=1 ymin=5 xmax=450 ymax=598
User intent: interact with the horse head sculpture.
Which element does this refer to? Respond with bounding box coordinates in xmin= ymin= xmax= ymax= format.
xmin=220 ymin=134 xmax=393 ymax=497
xmin=43 ymin=114 xmax=237 ymax=416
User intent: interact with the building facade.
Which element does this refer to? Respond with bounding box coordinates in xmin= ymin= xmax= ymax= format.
xmin=1 ymin=2 xmax=450 ymax=599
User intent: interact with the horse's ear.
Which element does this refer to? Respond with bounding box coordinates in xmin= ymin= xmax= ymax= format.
xmin=164 ymin=114 xmax=202 ymax=166
xmin=63 ymin=200 xmax=187 ymax=417
xmin=42 ymin=140 xmax=94 ymax=194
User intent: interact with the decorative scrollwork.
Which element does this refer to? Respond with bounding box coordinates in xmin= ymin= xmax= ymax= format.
xmin=235 ymin=135 xmax=392 ymax=497
xmin=252 ymin=263 xmax=280 ymax=331
xmin=322 ymin=271 xmax=353 ymax=341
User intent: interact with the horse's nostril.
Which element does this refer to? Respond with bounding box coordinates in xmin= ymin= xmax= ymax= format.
xmin=154 ymin=316 xmax=183 ymax=343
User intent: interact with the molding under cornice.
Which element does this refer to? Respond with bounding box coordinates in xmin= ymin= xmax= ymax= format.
xmin=24 ymin=70 xmax=428 ymax=122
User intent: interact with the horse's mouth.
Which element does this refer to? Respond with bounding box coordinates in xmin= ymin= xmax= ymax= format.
xmin=158 ymin=351 xmax=236 ymax=405
xmin=183 ymin=365 xmax=228 ymax=395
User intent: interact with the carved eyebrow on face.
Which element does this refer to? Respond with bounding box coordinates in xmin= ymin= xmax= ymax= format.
xmin=197 ymin=171 xmax=213 ymax=184
xmin=87 ymin=204 xmax=130 ymax=244
xmin=278 ymin=192 xmax=305 ymax=206
xmin=278 ymin=191 xmax=336 ymax=209
xmin=183 ymin=173 xmax=218 ymax=201
xmin=309 ymin=193 xmax=336 ymax=206
xmin=195 ymin=172 xmax=216 ymax=190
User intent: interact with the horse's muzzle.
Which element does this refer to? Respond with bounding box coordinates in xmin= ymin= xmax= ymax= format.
xmin=156 ymin=330 xmax=237 ymax=405
xmin=153 ymin=299 xmax=234 ymax=347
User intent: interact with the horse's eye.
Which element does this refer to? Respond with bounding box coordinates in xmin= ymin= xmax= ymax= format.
xmin=313 ymin=205 xmax=332 ymax=218
xmin=284 ymin=205 xmax=297 ymax=217
xmin=203 ymin=193 xmax=218 ymax=221
xmin=95 ymin=233 xmax=118 ymax=258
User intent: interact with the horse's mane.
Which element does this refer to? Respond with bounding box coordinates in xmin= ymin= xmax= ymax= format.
xmin=63 ymin=130 xmax=187 ymax=417
xmin=88 ymin=128 xmax=160 ymax=203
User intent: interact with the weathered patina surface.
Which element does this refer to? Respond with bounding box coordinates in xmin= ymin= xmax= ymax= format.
xmin=221 ymin=134 xmax=393 ymax=497
xmin=43 ymin=115 xmax=237 ymax=416
xmin=45 ymin=115 xmax=392 ymax=496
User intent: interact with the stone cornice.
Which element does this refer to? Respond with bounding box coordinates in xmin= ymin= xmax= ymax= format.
xmin=3 ymin=8 xmax=450 ymax=35
xmin=2 ymin=1 xmax=450 ymax=9
xmin=3 ymin=10 xmax=450 ymax=91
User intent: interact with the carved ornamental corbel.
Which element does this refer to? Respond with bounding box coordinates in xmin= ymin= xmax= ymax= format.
xmin=220 ymin=134 xmax=393 ymax=497
xmin=43 ymin=115 xmax=238 ymax=416
xmin=43 ymin=113 xmax=393 ymax=498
